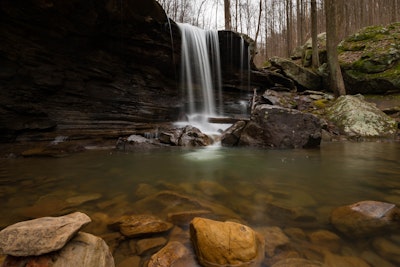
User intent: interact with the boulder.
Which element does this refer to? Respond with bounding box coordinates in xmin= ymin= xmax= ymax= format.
xmin=239 ymin=105 xmax=322 ymax=149
xmin=159 ymin=126 xmax=212 ymax=147
xmin=221 ymin=121 xmax=246 ymax=147
xmin=190 ymin=217 xmax=265 ymax=267
xmin=269 ymin=57 xmax=323 ymax=91
xmin=0 ymin=212 xmax=91 ymax=256
xmin=271 ymin=258 xmax=323 ymax=267
xmin=148 ymin=241 xmax=197 ymax=267
xmin=330 ymin=200 xmax=400 ymax=238
xmin=109 ymin=214 xmax=173 ymax=238
xmin=326 ymin=95 xmax=398 ymax=138
xmin=338 ymin=22 xmax=400 ymax=94
xmin=2 ymin=232 xmax=115 ymax=267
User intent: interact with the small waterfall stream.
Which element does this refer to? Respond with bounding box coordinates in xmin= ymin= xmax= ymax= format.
xmin=176 ymin=23 xmax=228 ymax=135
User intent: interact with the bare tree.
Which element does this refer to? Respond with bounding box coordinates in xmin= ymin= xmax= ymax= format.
xmin=224 ymin=0 xmax=232 ymax=30
xmin=254 ymin=0 xmax=263 ymax=47
xmin=325 ymin=0 xmax=346 ymax=96
xmin=311 ymin=0 xmax=319 ymax=68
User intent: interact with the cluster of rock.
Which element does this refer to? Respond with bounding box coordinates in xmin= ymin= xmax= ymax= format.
xmin=0 ymin=212 xmax=114 ymax=266
xmin=1 ymin=199 xmax=400 ymax=267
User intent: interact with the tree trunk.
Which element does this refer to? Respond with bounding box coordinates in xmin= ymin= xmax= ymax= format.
xmin=311 ymin=0 xmax=319 ymax=69
xmin=325 ymin=0 xmax=346 ymax=96
xmin=254 ymin=0 xmax=262 ymax=48
xmin=224 ymin=0 xmax=232 ymax=30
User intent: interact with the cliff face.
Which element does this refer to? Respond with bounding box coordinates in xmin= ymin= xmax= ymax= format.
xmin=0 ymin=0 xmax=182 ymax=142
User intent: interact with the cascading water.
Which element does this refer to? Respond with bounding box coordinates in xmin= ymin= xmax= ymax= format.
xmin=176 ymin=23 xmax=228 ymax=135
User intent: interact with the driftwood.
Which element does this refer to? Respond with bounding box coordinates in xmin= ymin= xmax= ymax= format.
xmin=207 ymin=117 xmax=249 ymax=124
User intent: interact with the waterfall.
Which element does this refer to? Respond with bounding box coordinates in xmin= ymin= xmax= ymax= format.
xmin=176 ymin=23 xmax=227 ymax=135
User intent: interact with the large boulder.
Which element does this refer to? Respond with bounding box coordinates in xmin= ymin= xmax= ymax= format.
xmin=338 ymin=22 xmax=400 ymax=94
xmin=330 ymin=200 xmax=400 ymax=238
xmin=0 ymin=212 xmax=91 ymax=256
xmin=326 ymin=95 xmax=398 ymax=138
xmin=190 ymin=217 xmax=265 ymax=267
xmin=2 ymin=232 xmax=115 ymax=267
xmin=238 ymin=105 xmax=322 ymax=149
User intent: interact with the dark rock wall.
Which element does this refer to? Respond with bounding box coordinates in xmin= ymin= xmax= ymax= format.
xmin=0 ymin=0 xmax=182 ymax=142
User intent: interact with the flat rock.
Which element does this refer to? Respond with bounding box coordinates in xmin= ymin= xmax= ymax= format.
xmin=109 ymin=214 xmax=173 ymax=238
xmin=0 ymin=212 xmax=91 ymax=256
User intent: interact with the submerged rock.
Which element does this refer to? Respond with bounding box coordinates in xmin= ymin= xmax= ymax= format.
xmin=330 ymin=200 xmax=400 ymax=238
xmin=109 ymin=214 xmax=173 ymax=238
xmin=190 ymin=217 xmax=265 ymax=267
xmin=0 ymin=212 xmax=91 ymax=256
xmin=147 ymin=241 xmax=197 ymax=267
xmin=326 ymin=95 xmax=398 ymax=138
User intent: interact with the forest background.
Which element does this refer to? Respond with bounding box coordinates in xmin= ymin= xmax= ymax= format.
xmin=158 ymin=0 xmax=400 ymax=67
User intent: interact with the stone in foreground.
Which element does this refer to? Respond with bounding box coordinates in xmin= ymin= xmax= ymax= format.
xmin=2 ymin=232 xmax=115 ymax=267
xmin=330 ymin=200 xmax=400 ymax=238
xmin=190 ymin=217 xmax=264 ymax=267
xmin=0 ymin=212 xmax=91 ymax=256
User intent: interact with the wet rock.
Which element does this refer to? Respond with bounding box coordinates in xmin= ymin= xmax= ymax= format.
xmin=136 ymin=237 xmax=167 ymax=255
xmin=178 ymin=126 xmax=212 ymax=147
xmin=159 ymin=129 xmax=183 ymax=146
xmin=65 ymin=193 xmax=102 ymax=206
xmin=221 ymin=121 xmax=246 ymax=147
xmin=197 ymin=180 xmax=229 ymax=196
xmin=257 ymin=226 xmax=290 ymax=257
xmin=109 ymin=214 xmax=173 ymax=238
xmin=190 ymin=217 xmax=265 ymax=267
xmin=308 ymin=230 xmax=342 ymax=253
xmin=361 ymin=250 xmax=397 ymax=267
xmin=330 ymin=200 xmax=400 ymax=238
xmin=0 ymin=212 xmax=91 ymax=256
xmin=239 ymin=105 xmax=322 ymax=149
xmin=2 ymin=232 xmax=115 ymax=267
xmin=117 ymin=256 xmax=141 ymax=267
xmin=159 ymin=126 xmax=212 ymax=147
xmin=271 ymin=258 xmax=323 ymax=267
xmin=116 ymin=135 xmax=161 ymax=151
xmin=270 ymin=57 xmax=322 ymax=91
xmin=147 ymin=241 xmax=197 ymax=267
xmin=323 ymin=251 xmax=370 ymax=267
xmin=326 ymin=95 xmax=398 ymax=138
xmin=372 ymin=237 xmax=400 ymax=265
xmin=167 ymin=210 xmax=212 ymax=227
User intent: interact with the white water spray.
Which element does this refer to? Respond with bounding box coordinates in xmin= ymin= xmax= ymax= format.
xmin=177 ymin=23 xmax=228 ymax=135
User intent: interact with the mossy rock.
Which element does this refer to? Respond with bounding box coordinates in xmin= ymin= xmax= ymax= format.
xmin=326 ymin=95 xmax=398 ymax=138
xmin=338 ymin=22 xmax=400 ymax=94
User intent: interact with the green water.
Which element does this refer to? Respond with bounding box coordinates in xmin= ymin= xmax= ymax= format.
xmin=0 ymin=141 xmax=399 ymax=265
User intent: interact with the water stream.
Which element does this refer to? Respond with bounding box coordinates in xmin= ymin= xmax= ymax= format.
xmin=0 ymin=142 xmax=399 ymax=265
